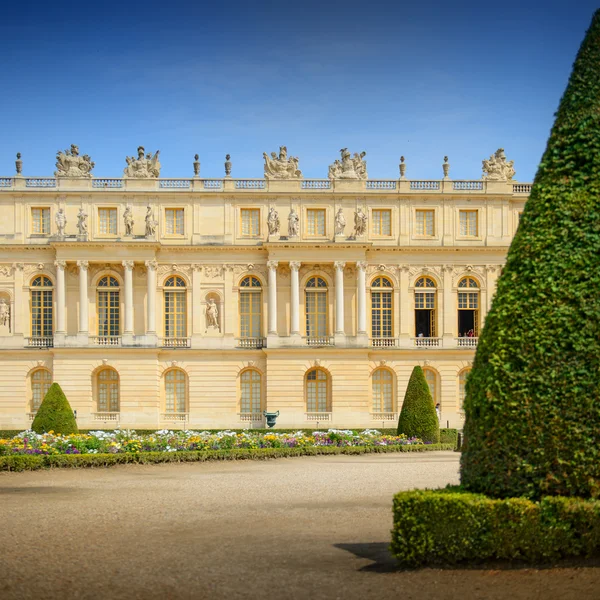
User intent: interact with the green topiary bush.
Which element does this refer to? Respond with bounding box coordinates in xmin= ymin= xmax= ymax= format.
xmin=461 ymin=10 xmax=600 ymax=500
xmin=397 ymin=366 xmax=440 ymax=443
xmin=31 ymin=383 xmax=78 ymax=435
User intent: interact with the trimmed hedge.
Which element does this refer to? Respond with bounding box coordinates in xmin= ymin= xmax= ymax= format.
xmin=391 ymin=488 xmax=600 ymax=567
xmin=439 ymin=428 xmax=457 ymax=446
xmin=31 ymin=383 xmax=78 ymax=435
xmin=0 ymin=443 xmax=454 ymax=472
xmin=397 ymin=366 xmax=440 ymax=443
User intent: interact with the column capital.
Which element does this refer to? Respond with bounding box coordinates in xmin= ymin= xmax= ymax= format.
xmin=356 ymin=261 xmax=368 ymax=272
xmin=267 ymin=260 xmax=279 ymax=271
xmin=145 ymin=260 xmax=158 ymax=271
xmin=54 ymin=260 xmax=67 ymax=270
xmin=77 ymin=260 xmax=89 ymax=271
xmin=334 ymin=261 xmax=346 ymax=271
xmin=122 ymin=260 xmax=134 ymax=271
xmin=289 ymin=261 xmax=301 ymax=272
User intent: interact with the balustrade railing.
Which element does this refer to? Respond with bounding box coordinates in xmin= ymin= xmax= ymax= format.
xmin=0 ymin=178 xmax=13 ymax=187
xmin=161 ymin=412 xmax=188 ymax=422
xmin=370 ymin=337 xmax=398 ymax=348
xmin=90 ymin=336 xmax=121 ymax=347
xmin=410 ymin=180 xmax=440 ymax=190
xmin=239 ymin=412 xmax=263 ymax=422
xmin=453 ymin=181 xmax=484 ymax=190
xmin=93 ymin=412 xmax=120 ymax=421
xmin=301 ymin=180 xmax=331 ymax=189
xmin=305 ymin=412 xmax=332 ymax=422
xmin=26 ymin=337 xmax=53 ymax=348
xmin=513 ymin=184 xmax=532 ymax=193
xmin=371 ymin=412 xmax=398 ymax=422
xmin=203 ymin=179 xmax=223 ymax=189
xmin=92 ymin=179 xmax=124 ymax=188
xmin=366 ymin=180 xmax=397 ymax=189
xmin=159 ymin=179 xmax=191 ymax=189
xmin=237 ymin=337 xmax=266 ymax=349
xmin=235 ymin=180 xmax=266 ymax=189
xmin=161 ymin=337 xmax=191 ymax=348
xmin=412 ymin=337 xmax=441 ymax=347
xmin=26 ymin=178 xmax=56 ymax=188
xmin=457 ymin=337 xmax=478 ymax=348
xmin=303 ymin=336 xmax=335 ymax=347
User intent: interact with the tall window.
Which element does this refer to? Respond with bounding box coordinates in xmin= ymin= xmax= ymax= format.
xmin=165 ymin=369 xmax=187 ymax=413
xmin=305 ymin=276 xmax=328 ymax=337
xmin=239 ymin=276 xmax=262 ymax=338
xmin=164 ymin=276 xmax=187 ymax=338
xmin=372 ymin=368 xmax=393 ymax=412
xmin=97 ymin=368 xmax=119 ymax=412
xmin=371 ymin=276 xmax=393 ymax=338
xmin=416 ymin=209 xmax=435 ymax=236
xmin=241 ymin=209 xmax=260 ymax=237
xmin=240 ymin=369 xmax=262 ymax=414
xmin=31 ymin=208 xmax=50 ymax=234
xmin=414 ymin=276 xmax=436 ymax=337
xmin=306 ymin=368 xmax=330 ymax=412
xmin=99 ymin=208 xmax=118 ymax=235
xmin=459 ymin=368 xmax=470 ymax=409
xmin=165 ymin=208 xmax=184 ymax=235
xmin=459 ymin=210 xmax=478 ymax=237
xmin=372 ymin=209 xmax=391 ymax=236
xmin=30 ymin=275 xmax=53 ymax=338
xmin=97 ymin=276 xmax=120 ymax=337
xmin=31 ymin=369 xmax=51 ymax=412
xmin=423 ymin=368 xmax=438 ymax=404
xmin=458 ymin=277 xmax=480 ymax=336
xmin=307 ymin=209 xmax=326 ymax=236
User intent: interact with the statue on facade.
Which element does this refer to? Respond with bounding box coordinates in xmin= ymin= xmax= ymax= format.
xmin=206 ymin=298 xmax=219 ymax=329
xmin=482 ymin=148 xmax=515 ymax=181
xmin=123 ymin=146 xmax=161 ymax=178
xmin=267 ymin=207 xmax=280 ymax=235
xmin=263 ymin=146 xmax=302 ymax=179
xmin=353 ymin=208 xmax=367 ymax=237
xmin=193 ymin=154 xmax=200 ymax=177
xmin=15 ymin=153 xmax=22 ymax=176
xmin=0 ymin=298 xmax=10 ymax=331
xmin=76 ymin=208 xmax=88 ymax=236
xmin=55 ymin=208 xmax=67 ymax=237
xmin=225 ymin=154 xmax=232 ymax=177
xmin=328 ymin=148 xmax=367 ymax=180
xmin=145 ymin=205 xmax=157 ymax=238
xmin=123 ymin=206 xmax=134 ymax=236
xmin=288 ymin=208 xmax=299 ymax=237
xmin=335 ymin=207 xmax=346 ymax=235
xmin=55 ymin=144 xmax=95 ymax=178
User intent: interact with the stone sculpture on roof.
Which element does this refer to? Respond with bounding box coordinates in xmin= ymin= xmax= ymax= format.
xmin=124 ymin=146 xmax=161 ymax=178
xmin=263 ymin=146 xmax=302 ymax=179
xmin=55 ymin=144 xmax=95 ymax=178
xmin=482 ymin=148 xmax=515 ymax=181
xmin=328 ymin=148 xmax=367 ymax=180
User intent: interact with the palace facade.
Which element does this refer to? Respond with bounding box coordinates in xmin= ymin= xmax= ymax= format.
xmin=0 ymin=146 xmax=529 ymax=430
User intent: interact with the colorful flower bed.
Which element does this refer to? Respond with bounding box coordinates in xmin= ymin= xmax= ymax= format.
xmin=0 ymin=429 xmax=423 ymax=456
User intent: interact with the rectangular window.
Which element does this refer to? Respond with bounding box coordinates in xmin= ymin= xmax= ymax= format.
xmin=459 ymin=210 xmax=478 ymax=237
xmin=241 ymin=209 xmax=260 ymax=237
xmin=165 ymin=208 xmax=184 ymax=235
xmin=416 ymin=209 xmax=435 ymax=236
xmin=99 ymin=208 xmax=118 ymax=235
xmin=307 ymin=209 xmax=326 ymax=236
xmin=372 ymin=209 xmax=391 ymax=236
xmin=31 ymin=208 xmax=50 ymax=235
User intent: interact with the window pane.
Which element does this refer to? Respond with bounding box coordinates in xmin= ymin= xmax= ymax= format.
xmin=165 ymin=291 xmax=186 ymax=337
xmin=307 ymin=210 xmax=325 ymax=236
xmin=99 ymin=208 xmax=117 ymax=235
xmin=240 ymin=291 xmax=261 ymax=338
xmin=460 ymin=210 xmax=478 ymax=236
xmin=166 ymin=209 xmax=184 ymax=235
xmin=416 ymin=210 xmax=434 ymax=236
xmin=32 ymin=208 xmax=50 ymax=234
xmin=373 ymin=210 xmax=391 ymax=236
xmin=241 ymin=209 xmax=260 ymax=236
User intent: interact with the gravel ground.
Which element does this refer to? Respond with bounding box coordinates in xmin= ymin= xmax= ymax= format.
xmin=0 ymin=452 xmax=598 ymax=600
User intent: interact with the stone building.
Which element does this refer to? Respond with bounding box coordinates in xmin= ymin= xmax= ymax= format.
xmin=0 ymin=146 xmax=529 ymax=430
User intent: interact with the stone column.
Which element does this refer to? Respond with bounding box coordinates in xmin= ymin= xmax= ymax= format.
xmin=122 ymin=261 xmax=134 ymax=335
xmin=77 ymin=261 xmax=88 ymax=333
xmin=145 ymin=260 xmax=157 ymax=334
xmin=334 ymin=261 xmax=346 ymax=335
xmin=267 ymin=260 xmax=278 ymax=335
xmin=55 ymin=260 xmax=66 ymax=334
xmin=289 ymin=261 xmax=301 ymax=335
xmin=356 ymin=261 xmax=367 ymax=335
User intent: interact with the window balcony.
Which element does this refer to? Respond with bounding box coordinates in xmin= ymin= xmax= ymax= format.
xmin=90 ymin=336 xmax=121 ymax=347
xmin=238 ymin=412 xmax=264 ymax=423
xmin=26 ymin=337 xmax=53 ymax=348
xmin=161 ymin=412 xmax=188 ymax=422
xmin=236 ymin=337 xmax=266 ymax=349
xmin=93 ymin=412 xmax=120 ymax=422
xmin=161 ymin=337 xmax=191 ymax=348
xmin=370 ymin=337 xmax=398 ymax=348
xmin=305 ymin=412 xmax=332 ymax=422
xmin=371 ymin=412 xmax=398 ymax=422
xmin=303 ymin=336 xmax=335 ymax=347
xmin=457 ymin=336 xmax=478 ymax=348
xmin=412 ymin=337 xmax=442 ymax=348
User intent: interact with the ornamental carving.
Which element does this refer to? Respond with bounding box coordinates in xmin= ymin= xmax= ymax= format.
xmin=451 ymin=266 xmax=486 ymax=288
xmin=263 ymin=146 xmax=302 ymax=179
xmin=22 ymin=263 xmax=51 ymax=278
xmin=157 ymin=264 xmax=192 ymax=277
xmin=409 ymin=266 xmax=443 ymax=282
xmin=55 ymin=144 xmax=95 ymax=178
xmin=124 ymin=146 xmax=161 ymax=178
xmin=328 ymin=148 xmax=367 ymax=180
xmin=482 ymin=148 xmax=515 ymax=181
xmin=204 ymin=266 xmax=224 ymax=279
xmin=0 ymin=265 xmax=14 ymax=278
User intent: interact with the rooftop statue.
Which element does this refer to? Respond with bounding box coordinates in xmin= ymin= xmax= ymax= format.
xmin=263 ymin=146 xmax=302 ymax=179
xmin=55 ymin=144 xmax=95 ymax=178
xmin=482 ymin=148 xmax=515 ymax=181
xmin=124 ymin=146 xmax=161 ymax=178
xmin=328 ymin=148 xmax=367 ymax=180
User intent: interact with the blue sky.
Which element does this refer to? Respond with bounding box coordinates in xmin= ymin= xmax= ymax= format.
xmin=1 ymin=0 xmax=598 ymax=181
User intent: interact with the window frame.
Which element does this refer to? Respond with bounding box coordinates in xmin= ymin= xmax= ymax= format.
xmin=240 ymin=368 xmax=262 ymax=414
xmin=305 ymin=368 xmax=331 ymax=413
xmin=240 ymin=208 xmax=261 ymax=237
xmin=163 ymin=275 xmax=187 ymax=338
xmin=165 ymin=208 xmax=185 ymax=236
xmin=30 ymin=275 xmax=54 ymax=338
xmin=31 ymin=368 xmax=52 ymax=412
xmin=458 ymin=209 xmax=479 ymax=238
xmin=371 ymin=208 xmax=392 ymax=237
xmin=96 ymin=368 xmax=120 ymax=413
xmin=31 ymin=207 xmax=51 ymax=235
xmin=239 ymin=276 xmax=263 ymax=339
xmin=96 ymin=275 xmax=121 ymax=337
xmin=98 ymin=207 xmax=118 ymax=236
xmin=306 ymin=208 xmax=327 ymax=238
xmin=372 ymin=367 xmax=394 ymax=412
xmin=370 ymin=276 xmax=394 ymax=338
xmin=305 ymin=276 xmax=329 ymax=337
xmin=415 ymin=208 xmax=435 ymax=237
xmin=164 ymin=368 xmax=188 ymax=414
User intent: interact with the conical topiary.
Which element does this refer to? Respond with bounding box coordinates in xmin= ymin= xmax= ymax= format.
xmin=461 ymin=11 xmax=600 ymax=500
xmin=397 ymin=366 xmax=440 ymax=443
xmin=31 ymin=382 xmax=78 ymax=434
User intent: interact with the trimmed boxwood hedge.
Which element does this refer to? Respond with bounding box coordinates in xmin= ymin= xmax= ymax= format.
xmin=397 ymin=366 xmax=440 ymax=443
xmin=31 ymin=383 xmax=78 ymax=435
xmin=391 ymin=488 xmax=600 ymax=567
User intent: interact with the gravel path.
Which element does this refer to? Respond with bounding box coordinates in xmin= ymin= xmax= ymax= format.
xmin=0 ymin=452 xmax=598 ymax=600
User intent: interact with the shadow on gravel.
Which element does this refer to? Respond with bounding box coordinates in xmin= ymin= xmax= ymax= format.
xmin=0 ymin=487 xmax=75 ymax=495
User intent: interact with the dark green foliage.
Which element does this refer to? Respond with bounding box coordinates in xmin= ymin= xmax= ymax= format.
xmin=31 ymin=383 xmax=78 ymax=435
xmin=461 ymin=11 xmax=600 ymax=500
xmin=397 ymin=366 xmax=440 ymax=443
xmin=439 ymin=428 xmax=458 ymax=446
xmin=390 ymin=488 xmax=600 ymax=567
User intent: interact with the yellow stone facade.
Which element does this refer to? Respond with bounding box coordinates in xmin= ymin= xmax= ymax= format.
xmin=0 ymin=161 xmax=530 ymax=430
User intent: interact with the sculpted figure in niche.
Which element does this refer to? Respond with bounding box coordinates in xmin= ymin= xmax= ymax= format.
xmin=206 ymin=298 xmax=219 ymax=330
xmin=55 ymin=208 xmax=67 ymax=237
xmin=288 ymin=208 xmax=299 ymax=237
xmin=76 ymin=208 xmax=88 ymax=235
xmin=353 ymin=208 xmax=367 ymax=237
xmin=328 ymin=148 xmax=368 ymax=180
xmin=482 ymin=148 xmax=515 ymax=181
xmin=55 ymin=144 xmax=95 ymax=178
xmin=124 ymin=206 xmax=134 ymax=236
xmin=263 ymin=146 xmax=302 ymax=179
xmin=267 ymin=207 xmax=280 ymax=235
xmin=145 ymin=205 xmax=157 ymax=237
xmin=123 ymin=146 xmax=161 ymax=178
xmin=335 ymin=208 xmax=346 ymax=235
xmin=0 ymin=298 xmax=10 ymax=331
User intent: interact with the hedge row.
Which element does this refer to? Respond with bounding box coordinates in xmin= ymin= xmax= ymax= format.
xmin=391 ymin=488 xmax=600 ymax=567
xmin=0 ymin=443 xmax=454 ymax=472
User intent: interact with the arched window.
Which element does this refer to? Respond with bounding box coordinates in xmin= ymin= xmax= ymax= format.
xmin=372 ymin=368 xmax=394 ymax=412
xmin=371 ymin=276 xmax=393 ymax=339
xmin=31 ymin=368 xmax=52 ymax=412
xmin=458 ymin=277 xmax=480 ymax=337
xmin=97 ymin=368 xmax=119 ymax=413
xmin=414 ymin=276 xmax=437 ymax=337
xmin=165 ymin=369 xmax=187 ymax=413
xmin=240 ymin=369 xmax=262 ymax=414
xmin=239 ymin=276 xmax=262 ymax=339
xmin=305 ymin=368 xmax=330 ymax=413
xmin=164 ymin=276 xmax=187 ymax=339
xmin=459 ymin=368 xmax=470 ymax=409
xmin=30 ymin=275 xmax=53 ymax=338
xmin=97 ymin=276 xmax=120 ymax=338
xmin=423 ymin=368 xmax=438 ymax=404
xmin=305 ymin=277 xmax=328 ymax=338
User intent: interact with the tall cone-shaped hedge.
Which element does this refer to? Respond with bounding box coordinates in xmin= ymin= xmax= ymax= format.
xmin=397 ymin=366 xmax=440 ymax=443
xmin=31 ymin=382 xmax=78 ymax=435
xmin=461 ymin=11 xmax=600 ymax=500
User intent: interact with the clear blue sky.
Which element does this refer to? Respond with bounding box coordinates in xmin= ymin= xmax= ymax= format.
xmin=1 ymin=0 xmax=598 ymax=181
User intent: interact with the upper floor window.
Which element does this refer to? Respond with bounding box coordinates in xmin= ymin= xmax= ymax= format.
xmin=307 ymin=209 xmax=326 ymax=237
xmin=31 ymin=368 xmax=52 ymax=412
xmin=240 ymin=369 xmax=262 ymax=414
xmin=30 ymin=275 xmax=53 ymax=338
xmin=371 ymin=276 xmax=393 ymax=338
xmin=305 ymin=276 xmax=328 ymax=337
xmin=305 ymin=368 xmax=330 ymax=413
xmin=97 ymin=368 xmax=120 ymax=413
xmin=458 ymin=276 xmax=480 ymax=337
xmin=239 ymin=276 xmax=262 ymax=339
xmin=416 ymin=209 xmax=435 ymax=236
xmin=31 ymin=208 xmax=50 ymax=235
xmin=414 ymin=276 xmax=437 ymax=337
xmin=372 ymin=368 xmax=394 ymax=413
xmin=459 ymin=210 xmax=478 ymax=237
xmin=97 ymin=276 xmax=120 ymax=337
xmin=164 ymin=276 xmax=187 ymax=338
xmin=372 ymin=209 xmax=391 ymax=236
xmin=241 ymin=209 xmax=260 ymax=237
xmin=165 ymin=208 xmax=184 ymax=235
xmin=99 ymin=208 xmax=118 ymax=235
